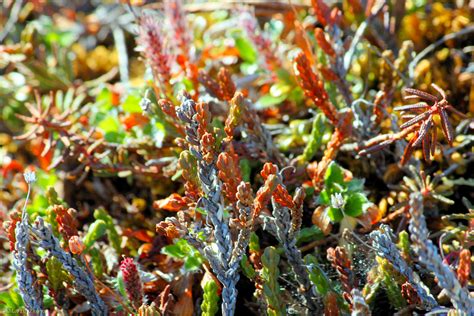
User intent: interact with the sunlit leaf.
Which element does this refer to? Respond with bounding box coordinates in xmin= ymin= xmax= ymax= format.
xmin=98 ymin=116 xmax=120 ymax=134
xmin=312 ymin=206 xmax=333 ymax=235
xmin=325 ymin=161 xmax=345 ymax=189
xmin=344 ymin=193 xmax=368 ymax=217
xmin=152 ymin=121 xmax=165 ymax=147
xmin=234 ymin=36 xmax=257 ymax=63
xmin=83 ymin=219 xmax=107 ymax=249
xmin=122 ymin=93 xmax=142 ymax=113
xmin=256 ymin=94 xmax=287 ymax=109
xmin=328 ymin=206 xmax=344 ymax=222
xmin=162 ymin=238 xmax=203 ymax=271
xmin=301 ymin=113 xmax=326 ymax=161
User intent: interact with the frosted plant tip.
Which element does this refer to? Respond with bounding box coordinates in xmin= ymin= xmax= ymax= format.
xmin=140 ymin=90 xmax=151 ymax=113
xmin=24 ymin=171 xmax=37 ymax=184
xmin=331 ymin=192 xmax=345 ymax=209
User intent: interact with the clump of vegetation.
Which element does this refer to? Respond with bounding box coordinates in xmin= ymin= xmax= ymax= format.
xmin=0 ymin=1 xmax=473 ymax=315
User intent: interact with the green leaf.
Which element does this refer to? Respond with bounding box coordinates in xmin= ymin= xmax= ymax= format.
xmin=325 ymin=162 xmax=345 ymax=189
xmin=305 ymin=186 xmax=315 ymax=198
xmin=431 ymin=193 xmax=454 ymax=205
xmin=287 ymin=87 xmax=304 ymax=103
xmin=276 ymin=69 xmax=293 ymax=84
xmin=9 ymin=288 xmax=23 ymax=307
xmin=93 ymin=208 xmax=121 ymax=254
xmin=195 ymin=207 xmax=208 ymax=215
xmin=276 ymin=135 xmax=295 ymax=151
xmin=249 ymin=232 xmax=260 ymax=252
xmin=318 ymin=190 xmax=330 ymax=205
xmin=162 ymin=243 xmax=186 ymax=259
xmin=297 ymin=226 xmax=324 ymax=245
xmin=344 ymin=193 xmax=368 ymax=217
xmin=45 ymin=186 xmax=62 ymax=205
xmin=240 ymin=255 xmax=256 ymax=279
xmin=270 ymin=83 xmax=291 ymax=97
xmin=27 ymin=194 xmax=49 ymax=217
xmin=104 ymin=131 xmax=125 ymax=143
xmin=234 ymin=36 xmax=257 ymax=63
xmin=171 ymin=169 xmax=183 ymax=181
xmin=256 ymin=94 xmax=287 ymax=109
xmin=201 ymin=279 xmax=219 ymax=316
xmin=98 ymin=116 xmax=119 ymax=134
xmin=448 ymin=178 xmax=474 ymax=187
xmin=240 ymin=62 xmax=259 ymax=75
xmin=0 ymin=288 xmax=24 ymax=312
xmin=0 ymin=292 xmax=15 ymax=309
xmin=45 ymin=31 xmax=76 ymax=47
xmin=301 ymin=113 xmax=325 ymax=161
xmin=328 ymin=207 xmax=344 ymax=222
xmin=162 ymin=239 xmax=203 ymax=271
xmin=116 ymin=272 xmax=127 ymax=299
xmin=239 ymin=159 xmax=251 ymax=182
xmin=122 ymin=93 xmax=142 ymax=113
xmin=45 ymin=206 xmax=59 ymax=236
xmin=89 ymin=248 xmax=104 ymax=277
xmin=305 ymin=254 xmax=330 ymax=295
xmin=261 ymin=247 xmax=286 ymax=316
xmin=347 ymin=178 xmax=364 ymax=193
xmin=97 ymin=88 xmax=113 ymax=112
xmin=42 ymin=294 xmax=54 ymax=309
xmin=184 ymin=255 xmax=202 ymax=271
xmin=35 ymin=169 xmax=58 ymax=190
xmin=46 ymin=257 xmax=69 ymax=292
xmin=397 ymin=231 xmax=410 ymax=259
xmin=83 ymin=219 xmax=107 ymax=249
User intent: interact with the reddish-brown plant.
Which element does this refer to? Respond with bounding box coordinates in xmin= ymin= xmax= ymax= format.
xmin=394 ymin=84 xmax=466 ymax=160
xmin=217 ymin=68 xmax=236 ymax=101
xmin=53 ymin=205 xmax=79 ymax=243
xmin=308 ymin=110 xmax=352 ymax=192
xmin=120 ymin=257 xmax=144 ymax=310
xmin=240 ymin=10 xmax=281 ymax=71
xmin=254 ymin=166 xmax=279 ymax=217
xmin=137 ymin=15 xmax=172 ymax=87
xmin=6 ymin=211 xmax=20 ymax=251
xmin=457 ymin=249 xmax=471 ymax=287
xmin=164 ymin=0 xmax=191 ymax=57
xmin=314 ymin=28 xmax=336 ymax=58
xmin=153 ymin=193 xmax=188 ymax=212
xmin=327 ymin=246 xmax=357 ymax=304
xmin=311 ymin=0 xmax=331 ymax=27
xmin=217 ymin=150 xmax=242 ymax=205
xmin=401 ymin=282 xmax=421 ymax=305
xmin=68 ymin=236 xmax=85 ymax=255
xmin=294 ymin=52 xmax=340 ymax=125
xmin=156 ymin=221 xmax=182 ymax=242
xmin=359 ymin=84 xmax=466 ymax=165
xmin=324 ymin=291 xmax=340 ymax=316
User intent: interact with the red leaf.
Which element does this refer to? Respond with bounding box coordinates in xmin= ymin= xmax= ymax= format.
xmin=2 ymin=159 xmax=24 ymax=178
xmin=121 ymin=113 xmax=150 ymax=131
xmin=123 ymin=228 xmax=154 ymax=243
xmin=153 ymin=193 xmax=187 ymax=212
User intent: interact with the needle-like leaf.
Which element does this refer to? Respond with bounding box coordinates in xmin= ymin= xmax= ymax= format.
xmin=400 ymin=111 xmax=430 ymax=129
xmin=394 ymin=102 xmax=429 ymax=111
xmin=439 ymin=107 xmax=454 ymax=145
xmin=404 ymin=88 xmax=438 ymax=102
